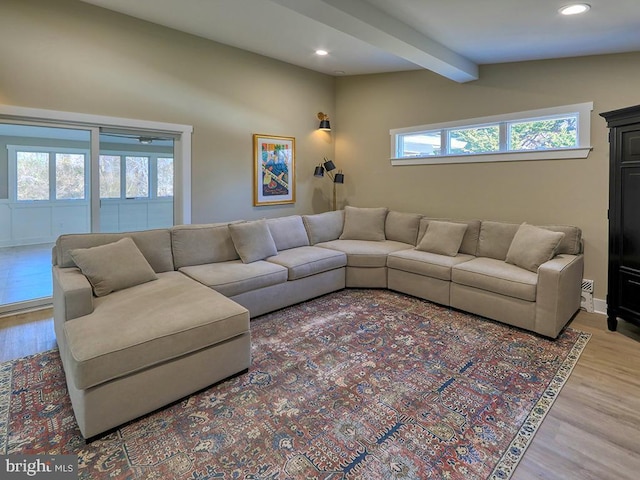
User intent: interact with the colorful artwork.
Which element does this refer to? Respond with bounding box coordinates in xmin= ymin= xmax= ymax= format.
xmin=254 ymin=135 xmax=295 ymax=206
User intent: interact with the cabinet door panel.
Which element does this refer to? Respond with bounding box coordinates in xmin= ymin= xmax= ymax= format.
xmin=621 ymin=128 xmax=640 ymax=163
xmin=619 ymin=271 xmax=640 ymax=316
xmin=621 ymin=166 xmax=640 ymax=270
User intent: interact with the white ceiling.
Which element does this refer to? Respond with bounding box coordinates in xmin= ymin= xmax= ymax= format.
xmin=79 ymin=0 xmax=640 ymax=82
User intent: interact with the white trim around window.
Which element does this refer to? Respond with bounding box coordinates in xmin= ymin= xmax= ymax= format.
xmin=390 ymin=102 xmax=593 ymax=166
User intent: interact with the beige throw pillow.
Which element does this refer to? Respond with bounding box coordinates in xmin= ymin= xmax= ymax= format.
xmin=506 ymin=223 xmax=565 ymax=272
xmin=69 ymin=237 xmax=158 ymax=297
xmin=339 ymin=206 xmax=388 ymax=241
xmin=416 ymin=221 xmax=468 ymax=256
xmin=229 ymin=219 xmax=278 ymax=263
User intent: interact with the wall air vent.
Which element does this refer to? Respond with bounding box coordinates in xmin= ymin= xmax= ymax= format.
xmin=581 ymin=279 xmax=594 ymax=313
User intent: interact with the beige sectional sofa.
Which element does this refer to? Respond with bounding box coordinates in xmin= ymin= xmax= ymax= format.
xmin=52 ymin=207 xmax=583 ymax=438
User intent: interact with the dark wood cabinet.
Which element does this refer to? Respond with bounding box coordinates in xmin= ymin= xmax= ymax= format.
xmin=601 ymin=105 xmax=640 ymax=331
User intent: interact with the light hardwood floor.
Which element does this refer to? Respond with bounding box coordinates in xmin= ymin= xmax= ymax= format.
xmin=0 ymin=307 xmax=638 ymax=479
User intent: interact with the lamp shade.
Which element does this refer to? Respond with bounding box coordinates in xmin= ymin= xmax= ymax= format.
xmin=318 ymin=119 xmax=331 ymax=131
xmin=323 ymin=160 xmax=336 ymax=171
xmin=334 ymin=172 xmax=344 ymax=184
xmin=313 ymin=165 xmax=325 ymax=177
xmin=317 ymin=112 xmax=331 ymax=131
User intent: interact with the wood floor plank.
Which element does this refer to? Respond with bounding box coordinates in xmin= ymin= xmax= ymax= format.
xmin=0 ymin=307 xmax=55 ymax=363
xmin=0 ymin=306 xmax=638 ymax=479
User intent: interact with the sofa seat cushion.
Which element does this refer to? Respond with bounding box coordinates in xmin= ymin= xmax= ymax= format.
xmin=387 ymin=249 xmax=475 ymax=281
xmin=179 ymin=260 xmax=288 ymax=297
xmin=266 ymin=246 xmax=347 ymax=280
xmin=63 ymin=271 xmax=249 ymax=390
xmin=316 ymin=240 xmax=412 ymax=267
xmin=452 ymin=257 xmax=538 ymax=301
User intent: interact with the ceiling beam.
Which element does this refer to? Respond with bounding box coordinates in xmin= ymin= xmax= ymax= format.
xmin=270 ymin=0 xmax=478 ymax=82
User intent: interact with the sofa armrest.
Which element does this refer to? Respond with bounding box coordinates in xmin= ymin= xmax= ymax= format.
xmin=535 ymin=254 xmax=584 ymax=338
xmin=53 ymin=266 xmax=94 ymax=325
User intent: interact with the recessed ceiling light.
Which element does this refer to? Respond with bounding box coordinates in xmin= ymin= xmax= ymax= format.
xmin=315 ymin=49 xmax=328 ymax=56
xmin=559 ymin=3 xmax=590 ymax=15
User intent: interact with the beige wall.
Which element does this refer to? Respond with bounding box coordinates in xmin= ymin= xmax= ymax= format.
xmin=0 ymin=0 xmax=336 ymax=222
xmin=335 ymin=52 xmax=640 ymax=300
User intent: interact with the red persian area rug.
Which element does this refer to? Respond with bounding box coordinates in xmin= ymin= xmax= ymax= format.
xmin=1 ymin=289 xmax=590 ymax=480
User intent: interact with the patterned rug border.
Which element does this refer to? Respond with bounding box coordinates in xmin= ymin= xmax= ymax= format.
xmin=0 ymin=360 xmax=12 ymax=455
xmin=490 ymin=330 xmax=591 ymax=479
xmin=0 ymin=295 xmax=592 ymax=478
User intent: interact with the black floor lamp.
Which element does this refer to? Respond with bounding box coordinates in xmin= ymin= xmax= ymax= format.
xmin=314 ymin=158 xmax=344 ymax=211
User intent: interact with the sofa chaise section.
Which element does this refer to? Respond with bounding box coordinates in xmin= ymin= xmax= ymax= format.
xmin=53 ymin=230 xmax=251 ymax=438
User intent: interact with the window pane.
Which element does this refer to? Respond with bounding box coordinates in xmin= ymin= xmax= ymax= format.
xmin=509 ymin=116 xmax=578 ymax=151
xmin=56 ymin=153 xmax=85 ymax=200
xmin=157 ymin=157 xmax=174 ymax=197
xmin=448 ymin=125 xmax=500 ymax=155
xmin=126 ymin=156 xmax=149 ymax=198
xmin=99 ymin=155 xmax=121 ymax=198
xmin=399 ymin=131 xmax=442 ymax=157
xmin=17 ymin=152 xmax=49 ymax=201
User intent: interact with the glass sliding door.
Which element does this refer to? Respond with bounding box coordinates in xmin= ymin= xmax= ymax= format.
xmin=98 ymin=131 xmax=175 ymax=233
xmin=0 ymin=106 xmax=190 ymax=315
xmin=0 ymin=123 xmax=92 ymax=312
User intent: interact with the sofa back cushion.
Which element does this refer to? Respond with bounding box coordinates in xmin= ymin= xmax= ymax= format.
xmin=538 ymin=225 xmax=582 ymax=254
xmin=477 ymin=221 xmax=519 ymax=260
xmin=385 ymin=211 xmax=422 ymax=245
xmin=339 ymin=206 xmax=388 ymax=241
xmin=418 ymin=218 xmax=481 ymax=256
xmin=302 ymin=210 xmax=345 ymax=244
xmin=171 ymin=223 xmax=239 ymax=269
xmin=477 ymin=221 xmax=583 ymax=260
xmin=266 ymin=215 xmax=310 ymax=251
xmin=56 ymin=229 xmax=174 ymax=273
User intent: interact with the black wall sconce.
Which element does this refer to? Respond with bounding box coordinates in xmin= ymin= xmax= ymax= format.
xmin=314 ymin=158 xmax=344 ymax=211
xmin=317 ymin=112 xmax=331 ymax=131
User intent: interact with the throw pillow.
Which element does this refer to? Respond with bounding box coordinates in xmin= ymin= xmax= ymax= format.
xmin=506 ymin=223 xmax=566 ymax=272
xmin=339 ymin=206 xmax=388 ymax=241
xmin=69 ymin=237 xmax=158 ymax=297
xmin=416 ymin=220 xmax=468 ymax=256
xmin=229 ymin=219 xmax=278 ymax=263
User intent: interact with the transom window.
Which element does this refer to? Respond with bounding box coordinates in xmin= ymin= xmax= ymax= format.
xmin=391 ymin=102 xmax=593 ymax=165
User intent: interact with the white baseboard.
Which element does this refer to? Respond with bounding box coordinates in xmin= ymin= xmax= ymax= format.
xmin=593 ymin=298 xmax=607 ymax=316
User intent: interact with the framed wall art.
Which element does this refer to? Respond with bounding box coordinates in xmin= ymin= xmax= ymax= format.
xmin=253 ymin=134 xmax=295 ymax=206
